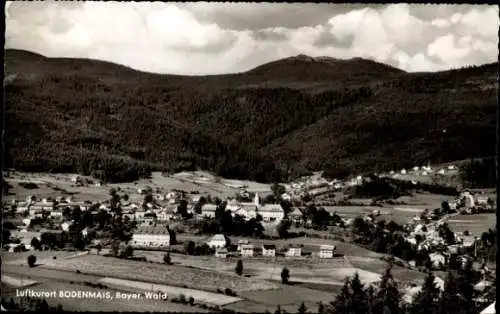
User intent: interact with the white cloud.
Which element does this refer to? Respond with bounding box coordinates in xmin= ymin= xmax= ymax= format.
xmin=431 ymin=18 xmax=450 ymax=28
xmin=5 ymin=2 xmax=500 ymax=74
xmin=451 ymin=13 xmax=462 ymax=24
xmin=460 ymin=6 xmax=499 ymax=39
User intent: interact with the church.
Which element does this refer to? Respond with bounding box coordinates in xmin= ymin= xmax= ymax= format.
xmin=227 ymin=193 xmax=285 ymax=222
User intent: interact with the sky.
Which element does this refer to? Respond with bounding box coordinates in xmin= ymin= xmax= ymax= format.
xmin=5 ymin=2 xmax=499 ymax=75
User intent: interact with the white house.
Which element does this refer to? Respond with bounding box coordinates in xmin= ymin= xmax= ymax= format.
xmin=215 ymin=247 xmax=229 ymax=258
xmin=285 ymin=245 xmax=302 ymax=257
xmin=61 ymin=221 xmax=73 ymax=232
xmin=131 ymin=233 xmax=170 ymax=248
xmin=461 ymin=192 xmax=475 ymax=208
xmin=207 ymin=234 xmax=229 ymax=249
xmin=49 ymin=211 xmax=63 ymax=218
xmin=233 ymin=205 xmax=258 ymax=220
xmin=401 ymin=169 xmax=407 ymax=175
xmin=262 ymin=244 xmax=276 ymax=257
xmin=319 ymin=244 xmax=335 ymax=259
xmin=260 ymin=204 xmax=285 ymax=222
xmin=241 ymin=244 xmax=255 ymax=257
xmin=237 ymin=239 xmax=249 ymax=251
xmin=476 ymin=196 xmax=489 ymax=206
xmin=201 ymin=204 xmax=218 ymax=218
xmin=191 ymin=195 xmax=202 ymax=203
xmin=479 ymin=302 xmax=495 ymax=314
xmin=429 ymin=252 xmax=446 ymax=269
xmin=288 ymin=208 xmax=303 ymax=223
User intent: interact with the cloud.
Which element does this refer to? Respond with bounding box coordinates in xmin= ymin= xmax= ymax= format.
xmin=5 ymin=2 xmax=499 ymax=75
xmin=251 ymin=28 xmax=290 ymax=42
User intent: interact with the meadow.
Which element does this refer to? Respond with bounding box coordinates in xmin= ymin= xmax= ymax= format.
xmin=39 ymin=254 xmax=278 ymax=293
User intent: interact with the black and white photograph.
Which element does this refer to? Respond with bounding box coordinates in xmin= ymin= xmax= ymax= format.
xmin=2 ymin=2 xmax=498 ymax=313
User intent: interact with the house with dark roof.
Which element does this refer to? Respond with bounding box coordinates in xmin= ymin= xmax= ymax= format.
xmin=262 ymin=244 xmax=276 ymax=257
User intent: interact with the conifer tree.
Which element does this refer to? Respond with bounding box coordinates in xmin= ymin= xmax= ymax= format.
xmin=317 ymin=301 xmax=325 ymax=314
xmin=410 ymin=272 xmax=441 ymax=314
xmin=274 ymin=305 xmax=282 ymax=314
xmin=456 ymin=261 xmax=477 ymax=314
xmin=438 ymin=271 xmax=468 ymax=314
xmin=298 ymin=302 xmax=308 ymax=314
xmin=235 ymin=259 xmax=243 ymax=276
xmin=372 ymin=267 xmax=402 ymax=314
xmin=329 ymin=278 xmax=351 ymax=314
xmin=350 ymin=272 xmax=369 ymax=314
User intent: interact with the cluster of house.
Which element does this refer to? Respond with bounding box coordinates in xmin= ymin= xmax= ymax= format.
xmin=13 ymin=196 xmax=92 ymax=220
xmin=279 ymin=175 xmax=364 ymax=201
xmin=402 ymin=208 xmax=484 ymax=271
xmin=386 ymin=164 xmax=458 ymax=177
xmin=200 ymin=193 xmax=285 ymax=222
xmin=206 ymin=235 xmax=336 ymax=259
xmin=452 ymin=191 xmax=494 ymax=214
xmin=71 ymin=175 xmax=102 ymax=187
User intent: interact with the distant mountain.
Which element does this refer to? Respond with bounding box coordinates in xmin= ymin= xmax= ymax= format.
xmin=4 ymin=49 xmax=498 ymax=182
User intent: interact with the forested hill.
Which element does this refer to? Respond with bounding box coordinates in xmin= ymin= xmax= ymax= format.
xmin=4 ymin=49 xmax=498 ymax=182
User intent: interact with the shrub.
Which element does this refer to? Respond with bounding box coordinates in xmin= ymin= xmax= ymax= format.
xmin=163 ymin=253 xmax=171 ymax=264
xmin=178 ymin=294 xmax=186 ymax=304
xmin=281 ymin=267 xmax=290 ymax=284
xmin=188 ymin=296 xmax=195 ymax=306
xmin=235 ymin=260 xmax=243 ymax=276
xmin=27 ymin=255 xmax=36 ymax=267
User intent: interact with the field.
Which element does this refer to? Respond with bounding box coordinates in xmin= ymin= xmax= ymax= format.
xmin=446 ymin=214 xmax=496 ymax=236
xmin=322 ymin=192 xmax=451 ymax=225
xmin=38 ymin=254 xmax=278 ymax=293
xmin=1 ymin=275 xmax=38 ymax=288
xmin=98 ymin=277 xmax=242 ymax=306
xmin=2 ymin=250 xmax=84 ymax=266
xmin=135 ymin=250 xmax=423 ymax=287
xmin=4 ymin=170 xmax=271 ymax=202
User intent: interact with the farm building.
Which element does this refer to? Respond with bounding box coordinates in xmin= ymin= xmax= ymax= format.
xmin=206 ymin=234 xmax=229 ymax=249
xmin=319 ymin=244 xmax=335 ymax=259
xmin=215 ymin=247 xmax=229 ymax=258
xmin=285 ymin=245 xmax=302 ymax=257
xmin=240 ymin=244 xmax=255 ymax=257
xmin=201 ymin=204 xmax=217 ymax=218
xmin=262 ymin=244 xmax=276 ymax=257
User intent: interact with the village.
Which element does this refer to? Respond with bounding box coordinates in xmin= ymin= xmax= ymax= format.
xmin=1 ymin=162 xmax=497 ymax=313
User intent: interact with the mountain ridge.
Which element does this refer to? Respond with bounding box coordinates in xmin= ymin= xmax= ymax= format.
xmin=4 ymin=49 xmax=498 ymax=183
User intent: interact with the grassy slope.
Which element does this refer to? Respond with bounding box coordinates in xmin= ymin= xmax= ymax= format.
xmin=4 ymin=49 xmax=497 ymax=181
